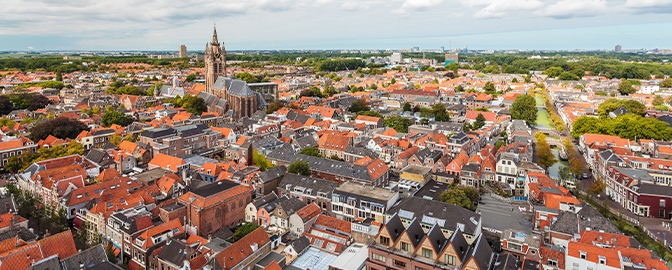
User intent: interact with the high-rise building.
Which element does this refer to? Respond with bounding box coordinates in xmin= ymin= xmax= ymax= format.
xmin=615 ymin=45 xmax=622 ymax=53
xmin=445 ymin=53 xmax=459 ymax=65
xmin=179 ymin=45 xmax=187 ymax=57
xmin=391 ymin=52 xmax=402 ymax=64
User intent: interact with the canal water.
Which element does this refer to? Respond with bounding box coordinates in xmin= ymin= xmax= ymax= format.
xmin=534 ymin=93 xmax=568 ymax=179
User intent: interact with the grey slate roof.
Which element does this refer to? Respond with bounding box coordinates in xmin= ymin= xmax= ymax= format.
xmin=291 ymin=235 xmax=311 ymax=254
xmin=60 ymin=244 xmax=120 ymax=270
xmin=294 ymin=136 xmax=318 ymax=149
xmin=278 ymin=197 xmax=307 ymax=216
xmin=212 ymin=77 xmax=256 ymax=97
xmin=266 ymin=148 xmax=382 ymax=183
xmin=550 ymin=204 xmax=621 ymax=235
xmin=258 ymin=166 xmax=287 ymax=183
xmin=253 ymin=192 xmax=279 ymax=209
xmin=157 ymin=238 xmax=190 ymax=267
xmin=86 ymin=149 xmax=108 ymax=165
xmin=27 ymin=255 xmax=60 ymax=270
xmin=278 ymin=173 xmax=338 ymax=197
xmin=384 ymin=213 xmax=405 ymax=243
xmin=405 ymin=218 xmax=425 ymax=248
xmin=387 ymin=196 xmax=481 ymax=235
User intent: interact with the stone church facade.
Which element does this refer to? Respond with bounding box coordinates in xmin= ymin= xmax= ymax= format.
xmin=198 ymin=27 xmax=267 ymax=118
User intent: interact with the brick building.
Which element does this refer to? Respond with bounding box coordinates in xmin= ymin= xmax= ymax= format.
xmin=177 ymin=180 xmax=253 ymax=236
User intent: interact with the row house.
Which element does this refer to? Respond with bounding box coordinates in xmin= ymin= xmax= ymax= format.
xmin=566 ymin=231 xmax=666 ymax=270
xmin=386 ymin=196 xmax=482 ymax=243
xmin=331 ymin=181 xmax=399 ymax=223
xmin=18 ymin=155 xmax=99 ymax=192
xmin=287 ymin=203 xmax=321 ymax=237
xmin=0 ymin=136 xmax=38 ymax=170
xmin=317 ymin=134 xmax=352 ymax=160
xmin=367 ymin=212 xmax=494 ymax=270
xmin=245 ymin=192 xmax=279 ymax=226
xmin=29 ymin=163 xmax=88 ymax=209
xmin=446 ymin=132 xmax=474 ymax=158
xmin=106 ymin=206 xmax=154 ymax=258
xmin=277 ymin=173 xmax=338 ymax=216
xmin=76 ymin=128 xmax=117 ymax=150
xmin=606 ymin=166 xmax=672 ymax=218
xmin=301 ymin=214 xmax=352 ymax=255
xmin=64 ymin=176 xmax=141 ymax=218
xmin=139 ymin=124 xmax=220 ymax=158
xmin=129 ymin=218 xmax=184 ymax=270
xmin=269 ymin=197 xmax=306 ymax=230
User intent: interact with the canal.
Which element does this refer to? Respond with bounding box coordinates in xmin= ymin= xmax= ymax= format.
xmin=535 ymin=93 xmax=568 ymax=179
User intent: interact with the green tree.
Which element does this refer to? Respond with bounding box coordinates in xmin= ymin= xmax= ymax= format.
xmin=349 ymin=99 xmax=370 ymax=114
xmin=357 ymin=111 xmax=383 ymax=118
xmin=186 ymin=74 xmax=196 ymax=82
xmin=105 ymin=242 xmax=118 ymax=264
xmin=653 ymin=95 xmax=665 ymax=106
xmin=483 ymin=82 xmax=496 ymax=94
xmin=495 ymin=140 xmax=506 ymax=149
xmin=101 ymin=110 xmax=135 ymax=127
xmin=235 ymin=72 xmax=259 ymax=83
xmin=55 ymin=70 xmax=62 ymax=82
xmin=299 ymin=147 xmax=323 ymax=158
xmin=543 ymin=67 xmax=564 ymax=77
xmin=403 ymin=102 xmax=412 ymax=112
xmin=617 ymin=80 xmax=636 ymax=95
xmin=0 ymin=117 xmax=15 ymax=127
xmin=252 ymin=150 xmax=273 ymax=171
xmin=288 ymin=160 xmax=311 ymax=176
xmin=110 ymin=133 xmax=122 ymax=146
xmin=455 ymin=85 xmax=464 ymax=92
xmin=266 ymin=101 xmax=284 ymax=114
xmin=0 ymin=96 xmax=12 ymax=116
xmin=183 ymin=96 xmax=207 ymax=115
xmin=559 ymin=165 xmax=573 ymax=183
xmin=558 ymin=72 xmax=579 ymax=80
xmin=535 ymin=132 xmax=557 ymax=169
xmin=510 ymin=94 xmax=537 ymax=125
xmin=661 ymin=78 xmax=672 ymax=88
xmin=438 ymin=188 xmax=476 ymax=211
xmin=233 ymin=223 xmax=260 ymax=241
xmin=473 ymin=113 xmax=486 ymax=130
xmin=30 ymin=117 xmax=88 ymax=141
xmin=463 ymin=122 xmax=472 ymax=132
xmin=432 ymin=103 xmax=450 ymax=122
xmin=383 ymin=116 xmax=413 ymax=133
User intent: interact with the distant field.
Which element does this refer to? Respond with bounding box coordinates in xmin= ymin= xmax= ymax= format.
xmin=0 ymin=53 xmax=57 ymax=58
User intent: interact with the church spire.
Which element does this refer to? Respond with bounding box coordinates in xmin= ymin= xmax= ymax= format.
xmin=212 ymin=23 xmax=219 ymax=45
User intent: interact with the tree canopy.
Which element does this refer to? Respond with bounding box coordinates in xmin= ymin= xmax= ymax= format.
xmin=535 ymin=132 xmax=558 ymax=169
xmin=571 ymin=113 xmax=672 ymax=140
xmin=597 ymin=98 xmax=646 ymax=117
xmin=510 ymin=94 xmax=537 ymax=125
xmin=101 ymin=109 xmax=135 ymax=127
xmin=438 ymin=187 xmax=478 ymax=211
xmin=299 ymin=147 xmax=323 ymax=158
xmin=288 ymin=160 xmax=311 ymax=176
xmin=349 ymin=99 xmax=370 ymax=114
xmin=235 ymin=72 xmax=259 ymax=84
xmin=384 ymin=116 xmax=413 ymax=133
xmin=30 ymin=117 xmax=88 ymax=142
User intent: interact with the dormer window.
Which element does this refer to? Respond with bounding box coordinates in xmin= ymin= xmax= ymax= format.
xmin=599 ymin=256 xmax=606 ymax=264
xmin=580 ymin=251 xmax=587 ymax=260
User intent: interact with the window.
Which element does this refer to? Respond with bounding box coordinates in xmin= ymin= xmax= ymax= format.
xmin=372 ymin=253 xmax=386 ymax=262
xmin=380 ymin=236 xmax=390 ymax=246
xmin=401 ymin=242 xmax=410 ymax=252
xmin=579 ymin=251 xmax=587 ymax=260
xmin=393 ymin=260 xmax=407 ymax=269
xmin=661 ymin=199 xmax=666 ymax=208
xmin=422 ymin=248 xmax=432 ymax=259
xmin=599 ymin=256 xmax=606 ymax=265
xmin=573 ymin=263 xmax=579 ymax=270
xmin=548 ymin=259 xmax=557 ymax=267
xmin=446 ymin=255 xmax=456 ymax=265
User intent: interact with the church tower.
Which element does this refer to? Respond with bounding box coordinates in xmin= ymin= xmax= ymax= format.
xmin=204 ymin=26 xmax=227 ymax=95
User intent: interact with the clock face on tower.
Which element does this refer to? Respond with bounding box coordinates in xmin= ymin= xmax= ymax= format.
xmin=215 ymin=53 xmax=221 ymax=58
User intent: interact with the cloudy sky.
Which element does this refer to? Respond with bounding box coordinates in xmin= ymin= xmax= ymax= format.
xmin=2 ymin=0 xmax=672 ymax=51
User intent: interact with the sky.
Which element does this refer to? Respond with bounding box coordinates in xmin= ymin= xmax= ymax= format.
xmin=2 ymin=0 xmax=672 ymax=51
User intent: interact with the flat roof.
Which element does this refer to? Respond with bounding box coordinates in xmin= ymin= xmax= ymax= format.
xmin=336 ymin=181 xmax=397 ymax=201
xmin=401 ymin=165 xmax=432 ymax=175
xmin=290 ymin=247 xmax=337 ymax=270
xmin=329 ymin=244 xmax=368 ymax=270
xmin=131 ymin=167 xmax=172 ymax=183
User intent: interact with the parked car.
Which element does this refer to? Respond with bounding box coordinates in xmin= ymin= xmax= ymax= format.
xmin=582 ymin=173 xmax=589 ymax=179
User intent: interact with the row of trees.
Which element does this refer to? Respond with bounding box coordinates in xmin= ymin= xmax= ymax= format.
xmin=571 ymin=114 xmax=672 ymax=140
xmin=5 ymin=141 xmax=85 ymax=172
xmin=0 ymin=91 xmax=52 ymax=116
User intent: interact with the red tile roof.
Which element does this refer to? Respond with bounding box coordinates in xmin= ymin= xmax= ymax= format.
xmin=215 ymin=227 xmax=270 ymax=269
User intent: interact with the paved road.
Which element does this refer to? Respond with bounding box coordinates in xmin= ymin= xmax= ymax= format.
xmin=477 ymin=194 xmax=535 ymax=235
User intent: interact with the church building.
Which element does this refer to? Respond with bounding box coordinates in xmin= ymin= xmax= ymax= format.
xmin=198 ymin=27 xmax=267 ymax=118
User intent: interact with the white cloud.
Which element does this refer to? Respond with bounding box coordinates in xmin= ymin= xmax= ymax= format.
xmin=534 ymin=0 xmax=607 ymax=18
xmin=624 ymin=0 xmax=672 ymax=13
xmin=468 ymin=0 xmax=543 ymax=19
xmin=340 ymin=1 xmax=371 ymax=11
xmin=392 ymin=0 xmax=443 ymax=15
xmin=27 ymin=46 xmax=33 ymax=50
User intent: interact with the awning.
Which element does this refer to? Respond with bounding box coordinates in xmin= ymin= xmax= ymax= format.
xmin=112 ymin=246 xmax=120 ymax=256
xmin=127 ymin=260 xmax=142 ymax=270
xmin=72 ymin=217 xmax=83 ymax=229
